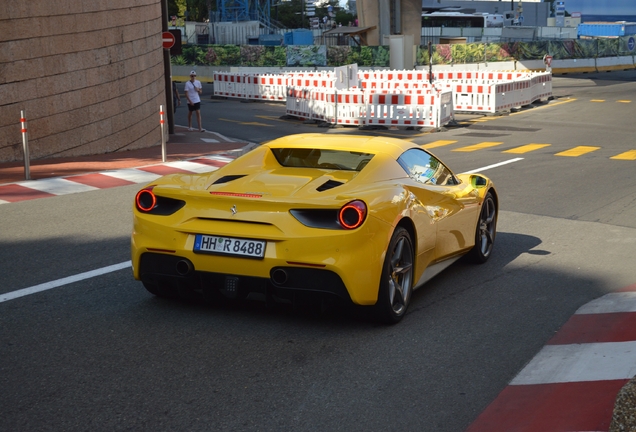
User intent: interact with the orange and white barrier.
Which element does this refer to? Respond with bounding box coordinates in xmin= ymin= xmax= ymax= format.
xmin=216 ymin=69 xmax=552 ymax=120
xmin=328 ymin=90 xmax=367 ymax=126
xmin=285 ymin=88 xmax=313 ymax=119
xmin=365 ymin=91 xmax=452 ymax=128
xmin=254 ymin=75 xmax=287 ymax=101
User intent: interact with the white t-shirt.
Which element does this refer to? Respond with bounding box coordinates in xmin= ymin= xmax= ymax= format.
xmin=184 ymin=80 xmax=202 ymax=104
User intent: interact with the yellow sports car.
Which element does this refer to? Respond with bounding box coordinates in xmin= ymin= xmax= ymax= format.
xmin=131 ymin=133 xmax=497 ymax=323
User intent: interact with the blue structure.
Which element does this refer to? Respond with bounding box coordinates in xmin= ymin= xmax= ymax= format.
xmin=578 ymin=22 xmax=636 ymax=38
xmin=284 ymin=30 xmax=314 ymax=45
xmin=218 ymin=0 xmax=272 ymax=29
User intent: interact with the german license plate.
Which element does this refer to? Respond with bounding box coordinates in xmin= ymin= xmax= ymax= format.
xmin=193 ymin=234 xmax=266 ymax=259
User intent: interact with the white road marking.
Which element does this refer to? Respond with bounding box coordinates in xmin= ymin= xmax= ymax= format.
xmin=0 ymin=261 xmax=132 ymax=303
xmin=100 ymin=168 xmax=161 ymax=183
xmin=163 ymin=160 xmax=218 ymax=173
xmin=209 ymin=132 xmax=236 ymax=142
xmin=461 ymin=158 xmax=524 ymax=174
xmin=576 ymin=292 xmax=636 ymax=314
xmin=510 ymin=341 xmax=636 ymax=385
xmin=0 ymin=158 xmax=513 ymax=302
xmin=201 ymin=138 xmax=220 ymax=143
xmin=17 ymin=178 xmax=98 ymax=195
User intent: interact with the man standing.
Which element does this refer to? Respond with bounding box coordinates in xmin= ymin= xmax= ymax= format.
xmin=184 ymin=70 xmax=204 ymax=132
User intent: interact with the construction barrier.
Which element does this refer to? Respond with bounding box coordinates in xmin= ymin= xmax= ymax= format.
xmin=254 ymin=75 xmax=287 ymax=101
xmin=216 ymin=69 xmax=553 ymax=122
xmin=365 ymin=91 xmax=452 ymax=128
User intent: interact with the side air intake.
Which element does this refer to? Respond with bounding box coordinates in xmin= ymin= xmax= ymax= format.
xmin=316 ymin=179 xmax=344 ymax=192
xmin=213 ymin=175 xmax=246 ymax=185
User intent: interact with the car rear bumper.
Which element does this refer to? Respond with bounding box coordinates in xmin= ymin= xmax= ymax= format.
xmin=138 ymin=252 xmax=353 ymax=304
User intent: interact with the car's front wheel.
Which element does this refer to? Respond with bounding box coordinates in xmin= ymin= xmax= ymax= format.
xmin=374 ymin=227 xmax=414 ymax=324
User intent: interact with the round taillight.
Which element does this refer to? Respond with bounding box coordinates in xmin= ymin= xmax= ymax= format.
xmin=338 ymin=200 xmax=367 ymax=229
xmin=136 ymin=188 xmax=156 ymax=212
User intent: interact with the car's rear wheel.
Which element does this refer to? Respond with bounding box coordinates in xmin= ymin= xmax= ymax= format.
xmin=375 ymin=227 xmax=414 ymax=324
xmin=470 ymin=191 xmax=497 ymax=263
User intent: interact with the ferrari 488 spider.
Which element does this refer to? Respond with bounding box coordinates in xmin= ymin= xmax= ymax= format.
xmin=131 ymin=134 xmax=497 ymax=323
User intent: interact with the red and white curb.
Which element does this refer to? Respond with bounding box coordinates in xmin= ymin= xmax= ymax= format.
xmin=0 ymin=155 xmax=235 ymax=204
xmin=467 ymin=283 xmax=636 ymax=432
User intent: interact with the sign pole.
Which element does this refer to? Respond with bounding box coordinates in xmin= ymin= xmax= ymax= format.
xmin=428 ymin=41 xmax=433 ymax=84
xmin=20 ymin=110 xmax=31 ymax=180
xmin=160 ymin=105 xmax=167 ymax=162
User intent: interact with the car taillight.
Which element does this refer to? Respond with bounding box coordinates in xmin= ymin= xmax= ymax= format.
xmin=136 ymin=187 xmax=156 ymax=212
xmin=338 ymin=200 xmax=367 ymax=229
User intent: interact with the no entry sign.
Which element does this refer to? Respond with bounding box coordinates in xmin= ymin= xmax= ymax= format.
xmin=162 ymin=32 xmax=175 ymax=49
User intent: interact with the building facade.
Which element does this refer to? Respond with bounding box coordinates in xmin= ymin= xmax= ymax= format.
xmin=0 ymin=0 xmax=167 ymax=163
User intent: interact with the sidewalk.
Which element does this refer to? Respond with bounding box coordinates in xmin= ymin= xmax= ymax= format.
xmin=0 ymin=126 xmax=252 ymax=185
xmin=0 ymin=126 xmax=255 ymax=203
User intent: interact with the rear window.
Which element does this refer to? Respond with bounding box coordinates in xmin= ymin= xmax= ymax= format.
xmin=271 ymin=148 xmax=374 ymax=171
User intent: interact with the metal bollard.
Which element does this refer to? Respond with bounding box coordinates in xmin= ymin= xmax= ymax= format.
xmin=20 ymin=110 xmax=31 ymax=180
xmin=160 ymin=105 xmax=166 ymax=163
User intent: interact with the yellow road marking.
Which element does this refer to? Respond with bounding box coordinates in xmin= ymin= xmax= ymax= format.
xmin=555 ymin=146 xmax=600 ymax=157
xmin=617 ymin=100 xmax=632 ymax=104
xmin=611 ymin=150 xmax=636 ymax=160
xmin=255 ymin=115 xmax=286 ymax=121
xmin=509 ymin=98 xmax=577 ymax=116
xmin=219 ymin=118 xmax=273 ymax=127
xmin=422 ymin=140 xmax=457 ymax=149
xmin=503 ymin=144 xmax=551 ymax=154
xmin=590 ymin=99 xmax=605 ymax=102
xmin=453 ymin=142 xmax=503 ymax=152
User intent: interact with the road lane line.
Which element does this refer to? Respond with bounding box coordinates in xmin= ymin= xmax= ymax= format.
xmin=461 ymin=158 xmax=524 ymax=173
xmin=0 ymin=261 xmax=132 ymax=303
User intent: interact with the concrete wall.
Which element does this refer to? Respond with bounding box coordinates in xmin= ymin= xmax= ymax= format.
xmin=359 ymin=0 xmax=423 ymax=46
xmin=0 ymin=0 xmax=166 ymax=163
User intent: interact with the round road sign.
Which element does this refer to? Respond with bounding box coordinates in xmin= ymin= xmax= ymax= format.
xmin=162 ymin=32 xmax=175 ymax=49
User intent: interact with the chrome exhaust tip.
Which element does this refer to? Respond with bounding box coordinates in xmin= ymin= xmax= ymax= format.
xmin=271 ymin=269 xmax=288 ymax=285
xmin=175 ymin=259 xmax=193 ymax=276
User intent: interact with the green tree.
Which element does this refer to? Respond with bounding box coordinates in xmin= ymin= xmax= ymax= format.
xmin=168 ymin=0 xmax=212 ymax=21
xmin=273 ymin=0 xmax=305 ymax=29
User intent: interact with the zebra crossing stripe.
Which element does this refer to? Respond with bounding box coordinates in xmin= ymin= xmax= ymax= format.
xmin=555 ymin=145 xmax=600 ymax=157
xmin=422 ymin=140 xmax=457 ymax=149
xmin=503 ymin=144 xmax=551 ymax=154
xmin=611 ymin=150 xmax=636 ymax=160
xmin=453 ymin=142 xmax=504 ymax=152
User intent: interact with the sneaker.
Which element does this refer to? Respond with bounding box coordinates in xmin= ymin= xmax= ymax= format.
xmin=200 ymin=129 xmax=206 ymax=132
xmin=188 ymin=127 xmax=193 ymax=131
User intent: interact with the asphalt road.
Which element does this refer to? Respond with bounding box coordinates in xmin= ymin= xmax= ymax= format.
xmin=2 ymin=71 xmax=636 ymax=431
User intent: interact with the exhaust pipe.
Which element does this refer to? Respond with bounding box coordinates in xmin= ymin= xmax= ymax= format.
xmin=271 ymin=268 xmax=288 ymax=285
xmin=176 ymin=259 xmax=193 ymax=276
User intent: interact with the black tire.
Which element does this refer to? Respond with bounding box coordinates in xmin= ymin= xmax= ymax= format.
xmin=374 ymin=227 xmax=414 ymax=324
xmin=469 ymin=191 xmax=497 ymax=263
